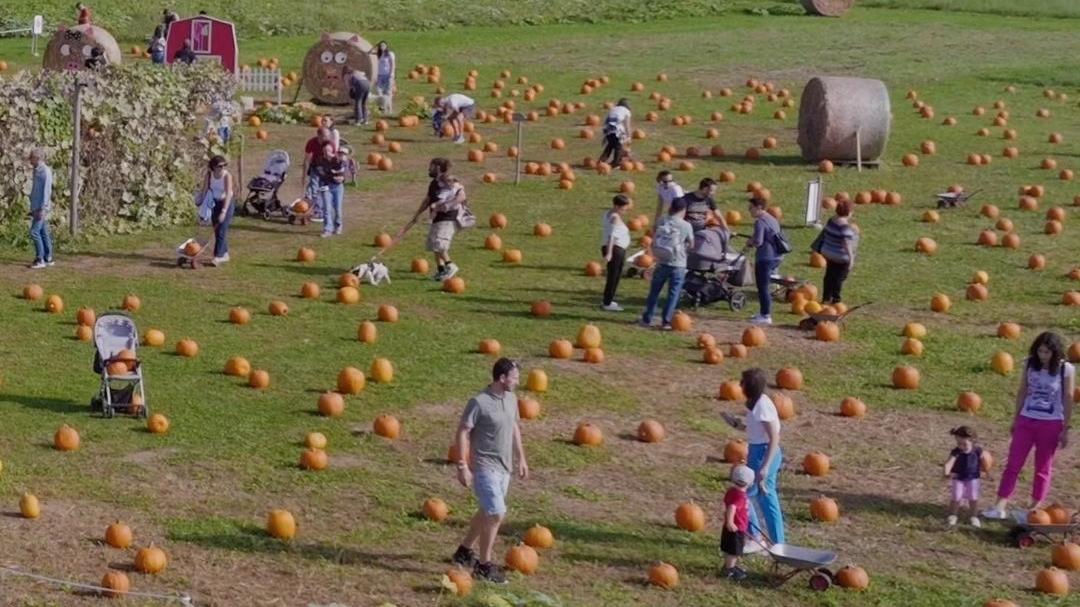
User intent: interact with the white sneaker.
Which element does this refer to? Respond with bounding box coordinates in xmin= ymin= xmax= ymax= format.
xmin=29 ymin=260 xmax=46 ymax=269
xmin=453 ymin=135 xmax=466 ymax=144
xmin=443 ymin=263 xmax=459 ymax=280
xmin=602 ymin=302 xmax=624 ymax=312
xmin=46 ymin=259 xmax=56 ymax=267
xmin=211 ymin=256 xmax=228 ymax=265
xmin=969 ymin=516 xmax=981 ymax=528
xmin=980 ymin=508 xmax=1007 ymax=520
xmin=946 ymin=514 xmax=958 ymax=527
xmin=749 ymin=314 xmax=773 ymax=325
xmin=320 ymin=232 xmax=332 ymax=238
xmin=217 ymin=253 xmax=229 ymax=263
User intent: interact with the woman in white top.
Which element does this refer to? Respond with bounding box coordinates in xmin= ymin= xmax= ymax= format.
xmin=600 ymin=194 xmax=632 ymax=311
xmin=372 ymin=41 xmax=396 ymax=113
xmin=653 ymin=170 xmax=685 ymax=228
xmin=599 ymin=98 xmax=631 ymax=165
xmin=723 ymin=367 xmax=786 ymax=544
xmin=198 ymin=155 xmax=235 ymax=265
xmin=985 ymin=332 xmax=1075 ymax=518
xmin=437 ymin=93 xmax=476 ymax=144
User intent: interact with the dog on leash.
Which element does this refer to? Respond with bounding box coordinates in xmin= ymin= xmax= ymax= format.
xmin=350 ymin=260 xmax=391 ymax=286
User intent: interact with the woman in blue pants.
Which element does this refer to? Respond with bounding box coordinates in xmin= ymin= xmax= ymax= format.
xmin=723 ymin=367 xmax=786 ymax=545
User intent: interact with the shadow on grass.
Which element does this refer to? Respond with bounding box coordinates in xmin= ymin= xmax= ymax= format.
xmin=168 ymin=521 xmax=429 ymax=573
xmin=785 ymin=486 xmax=941 ymax=520
xmin=251 ymin=261 xmax=341 ymax=279
xmin=2 ymin=393 xmax=84 ymax=414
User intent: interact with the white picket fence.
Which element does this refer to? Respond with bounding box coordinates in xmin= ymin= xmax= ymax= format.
xmin=237 ymin=68 xmax=282 ymax=105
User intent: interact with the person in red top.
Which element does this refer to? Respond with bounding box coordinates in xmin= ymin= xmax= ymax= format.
xmin=721 ymin=464 xmax=755 ymax=581
xmin=301 ymin=128 xmax=331 ymax=220
xmin=76 ymin=3 xmax=92 ymax=24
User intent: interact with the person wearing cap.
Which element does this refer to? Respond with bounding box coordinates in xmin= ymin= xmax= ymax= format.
xmin=196 ymin=155 xmax=235 ymax=265
xmin=722 ymin=367 xmax=786 ymax=546
xmin=721 ymin=464 xmax=755 ymax=581
xmin=639 ymin=196 xmax=693 ymax=330
xmin=450 ymin=358 xmax=529 ymax=585
xmin=943 ymin=425 xmax=987 ymax=528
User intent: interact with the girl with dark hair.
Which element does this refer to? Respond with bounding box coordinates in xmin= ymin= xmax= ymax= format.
xmin=197 ymin=155 xmax=235 ymax=265
xmin=600 ymin=194 xmax=631 ymax=311
xmin=598 ymin=99 xmax=631 ymax=165
xmin=721 ymin=367 xmax=786 ymax=545
xmin=745 ymin=197 xmax=784 ymax=325
xmin=984 ymin=331 xmax=1075 ymax=518
xmin=371 ymin=41 xmax=396 ymax=114
xmin=149 ymin=25 xmax=166 ymax=64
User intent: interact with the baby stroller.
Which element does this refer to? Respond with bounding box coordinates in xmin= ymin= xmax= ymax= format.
xmin=241 ymin=150 xmax=290 ymax=220
xmin=90 ymin=313 xmax=149 ymax=418
xmin=680 ymin=228 xmax=749 ymax=310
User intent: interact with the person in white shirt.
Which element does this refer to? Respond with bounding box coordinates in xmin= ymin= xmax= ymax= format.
xmin=722 ymin=367 xmax=786 ymax=546
xmin=653 ymin=170 xmax=685 ymax=228
xmin=599 ymin=98 xmax=631 ymax=165
xmin=435 ymin=94 xmax=476 ymax=144
xmin=600 ymin=194 xmax=632 ymax=311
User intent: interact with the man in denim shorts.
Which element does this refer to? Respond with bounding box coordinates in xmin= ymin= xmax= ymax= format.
xmin=451 ymin=358 xmax=529 ymax=584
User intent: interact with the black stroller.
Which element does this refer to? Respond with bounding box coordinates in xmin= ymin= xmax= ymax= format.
xmin=680 ymin=228 xmax=749 ymax=310
xmin=240 ymin=150 xmax=290 ymax=219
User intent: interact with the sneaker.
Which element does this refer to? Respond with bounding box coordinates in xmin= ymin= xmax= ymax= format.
xmin=749 ymin=314 xmax=773 ymax=325
xmin=217 ymin=253 xmax=229 ymax=263
xmin=474 ymin=561 xmax=507 ymax=585
xmin=211 ymin=256 xmax=229 ymax=265
xmin=451 ymin=545 xmax=478 ymax=569
xmin=723 ymin=566 xmax=748 ymax=581
xmin=970 ymin=516 xmax=982 ymax=528
xmin=334 ymin=227 xmax=343 ymax=235
xmin=660 ymin=323 xmax=673 ymax=331
xmin=312 ymin=216 xmax=324 ymax=223
xmin=443 ymin=263 xmax=459 ymax=280
xmin=45 ymin=259 xmax=56 ymax=267
xmin=946 ymin=514 xmax=958 ymax=527
xmin=28 ymin=260 xmax=46 ymax=269
xmin=601 ymin=302 xmax=624 ymax=312
xmin=981 ymin=508 xmax=1007 ymax=521
xmin=453 ymin=135 xmax=466 ymax=144
xmin=432 ymin=268 xmax=447 ymax=282
xmin=637 ymin=319 xmax=653 ymax=328
xmin=320 ymin=232 xmax=333 ymax=238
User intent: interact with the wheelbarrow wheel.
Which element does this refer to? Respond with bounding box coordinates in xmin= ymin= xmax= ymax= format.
xmin=1015 ymin=531 xmax=1035 ymax=549
xmin=809 ymin=571 xmax=832 ymax=592
xmin=176 ymin=257 xmax=186 ymax=267
xmin=729 ymin=291 xmax=747 ymax=311
xmin=288 ymin=215 xmax=296 ymax=225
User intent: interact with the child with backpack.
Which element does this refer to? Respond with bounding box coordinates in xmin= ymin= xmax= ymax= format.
xmin=744 ymin=197 xmax=791 ymax=326
xmin=721 ymin=464 xmax=756 ymax=581
xmin=639 ymin=198 xmax=694 ymax=329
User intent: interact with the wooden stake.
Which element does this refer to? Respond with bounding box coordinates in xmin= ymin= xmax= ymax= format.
xmin=855 ymin=128 xmax=863 ymax=173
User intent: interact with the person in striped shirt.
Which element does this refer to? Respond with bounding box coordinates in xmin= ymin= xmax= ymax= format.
xmin=812 ymin=199 xmax=858 ymax=304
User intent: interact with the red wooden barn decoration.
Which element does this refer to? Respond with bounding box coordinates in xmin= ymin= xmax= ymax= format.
xmin=165 ymin=15 xmax=238 ymax=73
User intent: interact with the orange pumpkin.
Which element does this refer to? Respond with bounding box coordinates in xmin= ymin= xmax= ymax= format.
xmin=54 ymin=424 xmax=80 ymax=451
xmin=121 ymin=294 xmax=141 ymax=312
xmin=505 ymin=544 xmax=539 ymax=575
xmin=269 ymin=300 xmax=289 ymax=316
xmin=267 ymin=509 xmax=297 ymax=540
xmin=134 ymin=544 xmax=168 ymax=574
xmin=637 ymin=419 xmax=665 ymax=443
xmin=518 ymin=397 xmax=541 ymax=420
xmin=992 ymin=351 xmax=1014 ymax=375
xmin=147 ymin=413 xmax=170 ymax=434
xmin=576 ymin=324 xmax=602 ymax=349
xmin=573 ymin=422 xmax=603 ymax=446
xmin=229 ymin=307 xmax=251 ymax=325
xmin=531 ymin=300 xmax=553 ymax=318
xmin=840 ymin=397 xmax=866 ymax=418
xmin=957 ymin=391 xmax=982 ymax=413
xmin=810 ymin=495 xmax=840 ymax=522
xmin=248 ymin=369 xmax=270 ymax=389
xmin=411 ymin=258 xmax=430 ymax=274
xmin=1035 ymin=566 xmax=1069 ymax=595
xmin=892 ymin=366 xmax=920 ymax=389
xmin=422 ymin=497 xmax=449 ymax=522
xmin=674 ymin=502 xmax=706 ymax=532
xmin=776 ymin=367 xmax=804 ymax=390
xmin=443 ymin=276 xmax=466 ymax=294
xmin=223 ymin=356 xmax=251 ymax=377
xmin=296 ymin=247 xmax=316 ymax=262
xmin=100 ymin=570 xmax=131 ymax=598
xmin=318 ymin=392 xmax=345 ymax=417
xmin=523 ymin=525 xmax=555 ymax=549
xmin=478 ymin=339 xmax=502 ymax=356
xmin=373 ymin=414 xmax=401 ymax=439
xmin=1051 ymin=542 xmax=1080 ymax=571
xmin=357 ymin=320 xmax=378 ymax=344
xmin=337 ymin=286 xmax=361 ymax=305
xmin=723 ymin=439 xmax=749 ymax=464
xmin=300 ymin=282 xmax=320 ymax=299
xmin=648 ymin=562 xmax=679 ymax=589
xmin=548 ymin=339 xmax=573 ymax=359
xmin=803 ymin=452 xmax=831 ymax=476
xmin=815 ymin=321 xmax=841 ymax=342
xmin=742 ymin=326 xmax=767 ymax=348
xmin=836 ymin=565 xmax=870 ymax=590
xmin=105 ymin=521 xmax=133 ymax=549
xmin=337 ymin=367 xmax=366 ymax=395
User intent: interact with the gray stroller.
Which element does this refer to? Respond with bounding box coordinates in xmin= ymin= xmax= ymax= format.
xmin=680 ymin=227 xmax=749 ymax=310
xmin=90 ymin=313 xmax=149 ymax=418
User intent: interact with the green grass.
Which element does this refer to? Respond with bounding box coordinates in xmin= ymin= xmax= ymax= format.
xmin=0 ymin=4 xmax=1078 ymax=606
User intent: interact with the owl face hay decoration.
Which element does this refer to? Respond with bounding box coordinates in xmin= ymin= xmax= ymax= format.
xmin=302 ymin=32 xmax=376 ymax=105
xmin=44 ymin=24 xmax=121 ymax=71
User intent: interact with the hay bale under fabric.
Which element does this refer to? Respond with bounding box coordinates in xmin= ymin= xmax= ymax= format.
xmin=43 ymin=24 xmax=122 ymax=71
xmin=797 ymin=76 xmax=891 ymax=163
xmin=801 ymin=0 xmax=856 ymax=17
xmin=302 ymin=32 xmax=376 ymax=105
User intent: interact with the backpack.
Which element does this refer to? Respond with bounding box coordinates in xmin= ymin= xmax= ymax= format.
xmin=652 ymin=221 xmax=684 ymax=264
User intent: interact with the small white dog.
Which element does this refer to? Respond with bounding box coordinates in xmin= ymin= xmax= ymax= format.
xmin=350 ymin=260 xmax=391 ymax=286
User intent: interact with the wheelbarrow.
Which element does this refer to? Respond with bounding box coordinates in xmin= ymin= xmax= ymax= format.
xmin=286 ymin=197 xmax=314 ymax=226
xmin=992 ymin=510 xmax=1079 ymax=549
xmin=797 ymin=302 xmax=871 ymax=330
xmin=175 ymin=236 xmax=211 ymax=269
xmin=743 ymin=527 xmax=839 ymax=591
xmin=769 ymin=274 xmax=808 ymax=304
xmin=936 ymin=189 xmax=980 ymax=209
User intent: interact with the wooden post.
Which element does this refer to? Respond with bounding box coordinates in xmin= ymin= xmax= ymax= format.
xmin=513 ymin=113 xmax=525 ymax=185
xmin=69 ymin=80 xmax=83 ymax=236
xmin=855 ymin=128 xmax=862 ymax=173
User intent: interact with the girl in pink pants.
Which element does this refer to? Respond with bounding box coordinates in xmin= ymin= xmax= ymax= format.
xmin=984 ymin=332 xmax=1075 ymax=519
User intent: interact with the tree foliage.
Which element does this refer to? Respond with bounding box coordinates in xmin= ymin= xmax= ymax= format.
xmin=0 ymin=62 xmax=235 ymax=241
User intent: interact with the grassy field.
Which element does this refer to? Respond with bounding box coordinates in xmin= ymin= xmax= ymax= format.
xmin=0 ymin=3 xmax=1079 ymax=607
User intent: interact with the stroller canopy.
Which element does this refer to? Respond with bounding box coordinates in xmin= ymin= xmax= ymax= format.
xmin=94 ymin=313 xmax=138 ymax=361
xmin=688 ymin=227 xmax=730 ymax=270
xmin=260 ymin=150 xmax=291 ymax=180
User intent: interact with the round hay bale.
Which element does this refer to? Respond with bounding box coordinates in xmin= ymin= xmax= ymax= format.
xmin=43 ymin=24 xmax=122 ymax=71
xmin=797 ymin=76 xmax=891 ymax=163
xmin=303 ymin=32 xmax=376 ymax=105
xmin=801 ymin=0 xmax=856 ymax=17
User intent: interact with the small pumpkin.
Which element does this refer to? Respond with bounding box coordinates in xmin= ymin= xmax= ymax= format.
xmin=523 ymin=524 xmax=555 ymax=549
xmin=357 ymin=321 xmax=378 ymax=344
xmin=506 ymin=543 xmax=539 ymax=575
xmin=723 ymin=439 xmax=749 ymax=464
xmin=423 ymin=497 xmax=449 ymax=522
xmin=267 ymin=509 xmax=296 ymax=540
xmin=741 ymin=326 xmax=766 ymax=347
xmin=892 ymin=366 xmax=920 ymax=389
xmin=527 ymin=369 xmax=548 ymax=392
xmin=957 ymin=391 xmax=982 ymax=413
xmin=803 ymin=452 xmax=831 ymax=476
xmin=637 ymin=419 xmax=665 ymax=443
xmin=373 ymin=414 xmax=401 ymax=439
xmin=573 ymin=422 xmax=603 ymax=446
xmin=648 ymin=561 xmax=679 ymax=589
xmin=371 ymin=358 xmax=394 ymax=384
xmin=576 ymin=324 xmax=602 ymax=349
xmin=531 ymin=300 xmax=553 ymax=318
xmin=224 ymin=356 xmax=251 ymax=377
xmin=518 ymin=397 xmax=541 ymax=420
xmin=836 ymin=565 xmax=870 ymax=590
xmin=100 ymin=570 xmax=131 ymax=598
xmin=810 ymin=495 xmax=840 ymax=522
xmin=840 ymin=397 xmax=866 ymax=418
xmin=299 ymin=448 xmax=328 ymax=471
xmin=147 ymin=413 xmax=170 ymax=434
xmin=337 ymin=286 xmax=361 ymax=304
xmin=54 ymin=424 xmax=80 ymax=452
xmin=318 ymin=392 xmax=345 ymax=417
xmin=548 ymin=339 xmax=573 ymax=359
xmin=105 ymin=521 xmax=133 ymax=549
xmin=718 ymin=380 xmax=744 ymax=401
xmin=134 ymin=544 xmax=168 ymax=574
xmin=229 ymin=307 xmax=251 ymax=325
xmin=776 ymin=367 xmax=804 ymax=390
xmin=674 ymin=502 xmax=706 ymax=532
xmin=248 ymin=369 xmax=270 ymax=389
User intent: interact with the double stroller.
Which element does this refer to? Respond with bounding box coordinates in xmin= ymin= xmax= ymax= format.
xmin=90 ymin=313 xmax=149 ymax=418
xmin=680 ymin=227 xmax=750 ymax=310
xmin=240 ymin=150 xmax=291 ymax=220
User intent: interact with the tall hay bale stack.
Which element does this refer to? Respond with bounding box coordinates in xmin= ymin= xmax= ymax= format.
xmin=302 ymin=32 xmax=376 ymax=105
xmin=797 ymin=76 xmax=891 ymax=163
xmin=802 ymin=0 xmax=856 ymax=17
xmin=43 ymin=24 xmax=122 ymax=71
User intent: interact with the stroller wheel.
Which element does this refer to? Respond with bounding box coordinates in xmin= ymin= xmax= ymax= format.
xmin=288 ymin=215 xmax=296 ymax=225
xmin=808 ymin=571 xmax=832 ymax=591
xmin=261 ymin=211 xmax=272 ymax=221
xmin=729 ymin=291 xmax=747 ymax=311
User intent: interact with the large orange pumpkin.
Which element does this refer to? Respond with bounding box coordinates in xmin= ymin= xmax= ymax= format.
xmin=357 ymin=321 xmax=378 ymax=343
xmin=443 ymin=276 xmax=466 ymax=293
xmin=22 ymin=284 xmax=44 ymax=300
xmin=147 ymin=413 xmax=170 ymax=434
xmin=576 ymin=324 xmax=602 ymax=349
xmin=229 ymin=307 xmax=251 ymax=325
xmin=997 ymin=322 xmax=1022 ymax=339
xmin=518 ymin=397 xmax=541 ymax=420
xmin=105 ymin=521 xmax=133 ymax=549
xmin=373 ymin=414 xmax=401 ymax=439
xmin=815 ymin=321 xmax=841 ymax=342
xmin=248 ymin=369 xmax=271 ymax=389
xmin=776 ymin=367 xmax=804 ymax=390
xmin=773 ymin=392 xmax=796 ymax=420
xmin=269 ymin=300 xmax=289 ymax=316
xmin=224 ymin=356 xmax=251 ymax=377
xmin=76 ymin=307 xmax=96 ymax=327
xmin=371 ymin=358 xmax=394 ymax=383
xmin=337 ymin=367 xmax=366 ymax=394
xmin=742 ymin=326 xmax=767 ymax=347
xmin=810 ymin=495 xmax=840 ymax=522
xmin=527 ymin=369 xmax=548 ymax=392
xmin=930 ymin=294 xmax=951 ymax=313
xmin=957 ymin=391 xmax=982 ymax=413
xmin=300 ymin=282 xmax=320 ymax=299
xmin=803 ymin=452 xmax=831 ymax=476
xmin=674 ymin=502 xmax=706 ymax=532
xmin=337 ymin=286 xmax=361 ymax=305
xmin=134 ymin=544 xmax=168 ymax=574
xmin=267 ymin=509 xmax=296 ymax=540
xmin=1047 ymin=504 xmax=1074 ymax=524
xmin=505 ymin=544 xmax=539 ymax=575
xmin=573 ymin=422 xmax=603 ymax=446
xmin=1035 ymin=566 xmax=1069 ymax=595
xmin=549 ymin=339 xmax=573 ymax=359
xmin=723 ymin=439 xmax=749 ymax=464
xmin=840 ymin=397 xmax=866 ymax=418
xmin=583 ymin=347 xmax=605 ymax=364
xmin=637 ymin=419 xmax=665 ymax=443
xmin=318 ymin=392 xmax=345 ymax=417
xmin=903 ymin=322 xmax=927 ymax=339
xmin=719 ymin=380 xmax=744 ymax=401
xmin=446 ymin=567 xmax=473 ymax=596
xmin=892 ymin=366 xmax=920 ymax=389
xmin=836 ymin=565 xmax=870 ymax=590
xmin=523 ymin=525 xmax=555 ymax=549
xmin=142 ymin=329 xmax=166 ymax=347
xmin=1051 ymin=542 xmax=1080 ymax=571
xmin=991 ymin=351 xmax=1014 ymax=375
xmin=422 ymin=497 xmax=449 ymax=522
xmin=100 ymin=570 xmax=130 ymax=598
xmin=648 ymin=562 xmax=679 ymax=589
xmin=54 ymin=424 xmax=80 ymax=451
xmin=671 ymin=311 xmax=693 ymax=332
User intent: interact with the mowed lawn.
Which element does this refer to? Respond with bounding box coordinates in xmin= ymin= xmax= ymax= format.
xmin=0 ymin=5 xmax=1079 ymax=607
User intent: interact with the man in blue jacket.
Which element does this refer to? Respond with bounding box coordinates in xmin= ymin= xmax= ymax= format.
xmin=28 ymin=148 xmax=55 ymax=269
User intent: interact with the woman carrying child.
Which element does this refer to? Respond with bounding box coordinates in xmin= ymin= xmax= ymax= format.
xmin=984 ymin=331 xmax=1075 ymax=519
